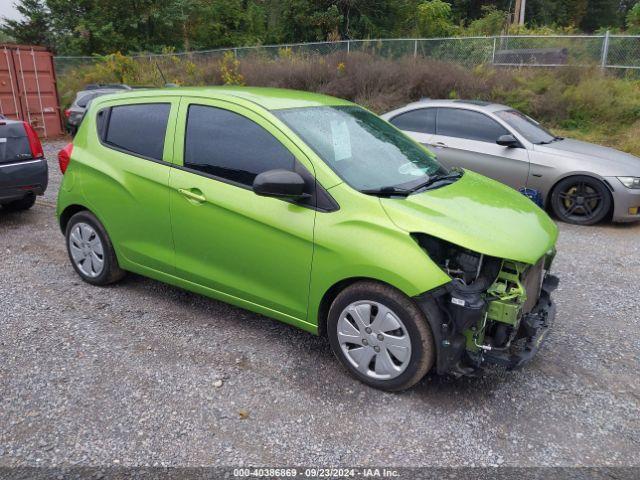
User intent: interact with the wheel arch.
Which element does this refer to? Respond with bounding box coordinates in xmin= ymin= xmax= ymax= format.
xmin=59 ymin=204 xmax=89 ymax=233
xmin=316 ymin=276 xmax=417 ymax=338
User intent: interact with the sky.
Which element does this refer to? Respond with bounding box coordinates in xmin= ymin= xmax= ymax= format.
xmin=0 ymin=0 xmax=21 ymax=21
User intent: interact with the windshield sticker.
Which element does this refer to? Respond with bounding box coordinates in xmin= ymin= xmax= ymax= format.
xmin=330 ymin=119 xmax=351 ymax=162
xmin=398 ymin=161 xmax=426 ymax=176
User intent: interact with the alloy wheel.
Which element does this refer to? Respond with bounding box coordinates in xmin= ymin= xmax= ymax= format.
xmin=557 ymin=181 xmax=604 ymax=222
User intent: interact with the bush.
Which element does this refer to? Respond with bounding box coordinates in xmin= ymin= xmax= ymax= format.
xmin=562 ymin=75 xmax=640 ymax=128
xmin=57 ymin=51 xmax=640 ymax=154
xmin=235 ymin=51 xmax=519 ymax=113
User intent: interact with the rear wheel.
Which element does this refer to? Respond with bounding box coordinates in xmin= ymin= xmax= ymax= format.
xmin=65 ymin=211 xmax=125 ymax=285
xmin=327 ymin=281 xmax=435 ymax=391
xmin=2 ymin=194 xmax=36 ymax=212
xmin=550 ymin=176 xmax=611 ymax=225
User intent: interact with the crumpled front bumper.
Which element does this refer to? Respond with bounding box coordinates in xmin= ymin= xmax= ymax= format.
xmin=414 ymin=272 xmax=559 ymax=376
xmin=483 ymin=274 xmax=558 ymax=370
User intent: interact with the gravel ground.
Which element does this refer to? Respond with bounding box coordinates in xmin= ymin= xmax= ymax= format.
xmin=1 ymin=139 xmax=639 ymax=469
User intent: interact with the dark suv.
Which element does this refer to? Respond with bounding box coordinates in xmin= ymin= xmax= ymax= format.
xmin=0 ymin=117 xmax=47 ymax=212
xmin=65 ymin=84 xmax=132 ymax=135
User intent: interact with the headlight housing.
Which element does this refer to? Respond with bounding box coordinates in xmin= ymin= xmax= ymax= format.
xmin=617 ymin=177 xmax=640 ymax=189
xmin=411 ymin=233 xmax=501 ymax=291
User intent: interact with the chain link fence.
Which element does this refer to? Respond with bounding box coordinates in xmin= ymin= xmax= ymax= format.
xmin=53 ymin=33 xmax=640 ymax=75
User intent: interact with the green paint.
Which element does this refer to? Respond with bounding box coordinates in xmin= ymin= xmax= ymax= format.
xmin=57 ymin=87 xmax=558 ymax=337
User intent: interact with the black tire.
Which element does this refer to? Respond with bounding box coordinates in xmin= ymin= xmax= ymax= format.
xmin=2 ymin=194 xmax=36 ymax=212
xmin=550 ymin=175 xmax=611 ymax=225
xmin=327 ymin=281 xmax=435 ymax=391
xmin=65 ymin=210 xmax=125 ymax=285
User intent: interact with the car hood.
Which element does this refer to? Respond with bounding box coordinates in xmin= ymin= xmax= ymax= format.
xmin=380 ymin=170 xmax=558 ymax=265
xmin=535 ymin=138 xmax=640 ymax=174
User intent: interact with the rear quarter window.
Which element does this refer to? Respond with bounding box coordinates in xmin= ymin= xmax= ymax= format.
xmin=101 ymin=103 xmax=171 ymax=161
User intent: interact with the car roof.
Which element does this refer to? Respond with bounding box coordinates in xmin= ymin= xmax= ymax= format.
xmin=94 ymin=86 xmax=354 ymax=111
xmin=0 ymin=117 xmax=22 ymax=126
xmin=398 ymin=99 xmax=511 ymax=113
xmin=77 ymin=88 xmax=125 ymax=97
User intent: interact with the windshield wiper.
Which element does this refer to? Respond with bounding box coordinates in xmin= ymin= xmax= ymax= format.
xmin=537 ymin=136 xmax=564 ymax=145
xmin=360 ymin=186 xmax=412 ymax=197
xmin=360 ymin=171 xmax=462 ymax=197
xmin=406 ymin=170 xmax=463 ymax=192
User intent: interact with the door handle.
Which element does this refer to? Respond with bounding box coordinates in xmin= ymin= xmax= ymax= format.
xmin=178 ymin=188 xmax=206 ymax=203
xmin=430 ymin=142 xmax=448 ymax=149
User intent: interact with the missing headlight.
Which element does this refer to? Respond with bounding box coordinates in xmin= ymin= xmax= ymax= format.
xmin=412 ymin=233 xmax=502 ymax=335
xmin=412 ymin=233 xmax=500 ymax=288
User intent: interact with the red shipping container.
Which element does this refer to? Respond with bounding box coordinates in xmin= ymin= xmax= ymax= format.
xmin=0 ymin=44 xmax=64 ymax=138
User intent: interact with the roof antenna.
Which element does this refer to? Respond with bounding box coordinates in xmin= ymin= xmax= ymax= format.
xmin=155 ymin=61 xmax=179 ymax=88
xmin=155 ymin=61 xmax=167 ymax=86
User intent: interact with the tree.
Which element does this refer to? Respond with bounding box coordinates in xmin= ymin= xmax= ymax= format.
xmin=1 ymin=0 xmax=52 ymax=48
xmin=0 ymin=0 xmax=634 ymax=56
xmin=580 ymin=0 xmax=623 ymax=31
xmin=467 ymin=5 xmax=507 ymax=35
xmin=415 ymin=0 xmax=456 ymax=37
xmin=521 ymin=0 xmax=582 ymax=27
xmin=0 ymin=30 xmax=15 ymax=43
xmin=45 ymin=0 xmax=188 ymax=55
xmin=334 ymin=0 xmax=410 ymax=39
xmin=626 ymin=2 xmax=640 ymax=33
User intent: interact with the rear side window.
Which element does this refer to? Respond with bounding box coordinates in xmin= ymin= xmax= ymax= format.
xmin=436 ymin=108 xmax=508 ymax=143
xmin=102 ymin=103 xmax=170 ymax=161
xmin=390 ymin=108 xmax=436 ymax=134
xmin=184 ymin=105 xmax=295 ymax=187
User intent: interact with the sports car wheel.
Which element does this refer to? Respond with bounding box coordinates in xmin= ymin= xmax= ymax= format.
xmin=551 ymin=176 xmax=611 ymax=225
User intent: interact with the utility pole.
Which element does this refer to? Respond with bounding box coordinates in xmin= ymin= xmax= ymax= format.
xmin=513 ymin=0 xmax=526 ymax=26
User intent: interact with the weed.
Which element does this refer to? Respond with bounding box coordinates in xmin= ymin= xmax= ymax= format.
xmin=57 ymin=52 xmax=640 ymax=154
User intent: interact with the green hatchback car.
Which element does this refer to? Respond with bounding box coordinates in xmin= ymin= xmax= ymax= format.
xmin=56 ymin=87 xmax=559 ymax=391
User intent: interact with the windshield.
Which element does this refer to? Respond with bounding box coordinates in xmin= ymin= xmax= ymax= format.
xmin=275 ymin=106 xmax=447 ymax=191
xmin=495 ymin=109 xmax=556 ymax=144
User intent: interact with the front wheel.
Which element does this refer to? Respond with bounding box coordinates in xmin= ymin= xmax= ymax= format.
xmin=550 ymin=176 xmax=611 ymax=225
xmin=327 ymin=281 xmax=435 ymax=391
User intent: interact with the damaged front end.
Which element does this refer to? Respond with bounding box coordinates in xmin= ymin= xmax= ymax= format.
xmin=412 ymin=234 xmax=559 ymax=376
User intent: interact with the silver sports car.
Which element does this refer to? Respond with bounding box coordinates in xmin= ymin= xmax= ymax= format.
xmin=382 ymin=99 xmax=640 ymax=225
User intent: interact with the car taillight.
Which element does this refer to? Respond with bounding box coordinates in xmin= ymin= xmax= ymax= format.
xmin=22 ymin=122 xmax=44 ymax=159
xmin=58 ymin=143 xmax=73 ymax=174
xmin=64 ymin=109 xmax=71 ymax=118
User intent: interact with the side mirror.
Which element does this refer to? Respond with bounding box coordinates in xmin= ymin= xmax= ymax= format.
xmin=496 ymin=134 xmax=522 ymax=148
xmin=253 ymin=169 xmax=308 ymax=199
